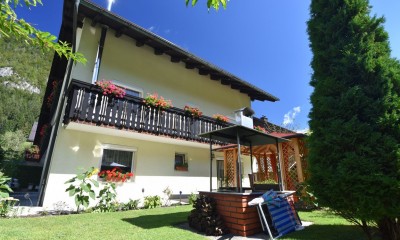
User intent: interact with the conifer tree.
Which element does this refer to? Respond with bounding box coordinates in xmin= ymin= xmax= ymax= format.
xmin=307 ymin=0 xmax=400 ymax=239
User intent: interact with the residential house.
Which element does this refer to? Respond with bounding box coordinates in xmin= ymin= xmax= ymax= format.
xmin=33 ymin=0 xmax=304 ymax=208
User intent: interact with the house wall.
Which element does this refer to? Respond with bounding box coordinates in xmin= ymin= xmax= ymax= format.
xmin=71 ymin=19 xmax=251 ymax=118
xmin=42 ymin=128 xmax=252 ymax=209
xmin=45 ymin=17 xmax=254 ymax=209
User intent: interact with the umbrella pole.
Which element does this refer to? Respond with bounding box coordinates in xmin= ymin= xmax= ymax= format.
xmin=236 ymin=132 xmax=242 ymax=193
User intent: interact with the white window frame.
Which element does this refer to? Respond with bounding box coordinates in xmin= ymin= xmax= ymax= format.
xmin=113 ymin=80 xmax=143 ymax=98
xmin=99 ymin=144 xmax=137 ymax=180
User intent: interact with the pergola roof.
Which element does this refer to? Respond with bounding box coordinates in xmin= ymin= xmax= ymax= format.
xmin=199 ymin=125 xmax=288 ymax=146
xmin=63 ymin=0 xmax=279 ymax=102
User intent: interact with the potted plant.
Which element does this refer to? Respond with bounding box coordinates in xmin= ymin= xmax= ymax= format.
xmin=184 ymin=105 xmax=202 ymax=118
xmin=97 ymin=167 xmax=134 ymax=183
xmin=253 ymin=179 xmax=280 ymax=191
xmin=96 ymin=80 xmax=126 ymax=98
xmin=143 ymin=93 xmax=172 ymax=110
xmin=25 ymin=145 xmax=40 ymax=161
xmin=175 ymin=162 xmax=188 ymax=171
xmin=213 ymin=114 xmax=229 ymax=123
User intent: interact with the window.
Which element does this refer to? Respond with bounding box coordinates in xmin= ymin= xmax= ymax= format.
xmin=175 ymin=153 xmax=188 ymax=171
xmin=113 ymin=81 xmax=142 ymax=98
xmin=125 ymin=88 xmax=141 ymax=97
xmin=100 ymin=145 xmax=136 ymax=176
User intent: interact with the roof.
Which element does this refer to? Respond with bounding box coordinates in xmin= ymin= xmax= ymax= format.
xmin=62 ymin=0 xmax=279 ymax=102
xmin=253 ymin=117 xmax=297 ymax=134
xmin=199 ymin=125 xmax=288 ymax=146
xmin=269 ymin=132 xmax=305 ymax=139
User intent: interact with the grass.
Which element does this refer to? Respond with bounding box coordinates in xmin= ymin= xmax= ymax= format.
xmin=0 ymin=206 xmax=370 ymax=240
xmin=0 ymin=205 xmax=205 ymax=240
xmin=281 ymin=210 xmax=368 ymax=240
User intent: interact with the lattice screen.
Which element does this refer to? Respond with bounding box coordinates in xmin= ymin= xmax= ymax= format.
xmin=256 ymin=154 xmax=277 ymax=181
xmin=256 ymin=154 xmax=267 ymax=181
xmin=298 ymin=138 xmax=308 ymax=181
xmin=224 ymin=149 xmax=236 ymax=187
xmin=281 ymin=141 xmax=299 ymax=191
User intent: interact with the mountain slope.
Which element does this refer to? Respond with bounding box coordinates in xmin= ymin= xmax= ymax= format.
xmin=0 ymin=37 xmax=52 ymax=136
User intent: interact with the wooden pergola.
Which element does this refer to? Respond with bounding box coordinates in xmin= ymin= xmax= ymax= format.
xmin=204 ymin=126 xmax=307 ymax=195
xmin=199 ymin=125 xmax=289 ymax=192
xmin=218 ymin=132 xmax=308 ymax=194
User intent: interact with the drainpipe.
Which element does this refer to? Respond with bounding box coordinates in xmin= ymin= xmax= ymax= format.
xmin=37 ymin=0 xmax=80 ymax=206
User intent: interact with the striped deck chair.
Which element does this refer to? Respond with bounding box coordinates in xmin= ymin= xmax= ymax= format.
xmin=256 ymin=191 xmax=300 ymax=240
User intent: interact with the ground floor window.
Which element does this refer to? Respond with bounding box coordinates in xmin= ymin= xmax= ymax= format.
xmin=174 ymin=153 xmax=188 ymax=171
xmin=99 ymin=145 xmax=136 ymax=179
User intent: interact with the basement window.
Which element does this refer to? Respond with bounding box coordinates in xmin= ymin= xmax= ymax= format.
xmin=175 ymin=153 xmax=188 ymax=171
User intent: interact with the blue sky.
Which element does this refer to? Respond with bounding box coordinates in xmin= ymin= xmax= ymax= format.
xmin=16 ymin=0 xmax=400 ymax=131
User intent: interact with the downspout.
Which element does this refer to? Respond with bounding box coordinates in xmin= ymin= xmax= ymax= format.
xmin=38 ymin=0 xmax=80 ymax=206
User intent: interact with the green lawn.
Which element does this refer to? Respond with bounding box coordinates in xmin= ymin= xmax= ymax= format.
xmin=0 ymin=205 xmax=205 ymax=240
xmin=0 ymin=206 xmax=369 ymax=240
xmin=282 ymin=210 xmax=368 ymax=240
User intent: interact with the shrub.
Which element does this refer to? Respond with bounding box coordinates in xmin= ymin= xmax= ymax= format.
xmin=95 ymin=182 xmax=117 ymax=212
xmin=188 ymin=192 xmax=198 ymax=205
xmin=125 ymin=199 xmax=140 ymax=210
xmin=143 ymin=195 xmax=162 ymax=209
xmin=254 ymin=179 xmax=277 ymax=184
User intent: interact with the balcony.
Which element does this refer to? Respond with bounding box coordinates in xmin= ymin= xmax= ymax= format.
xmin=64 ymin=80 xmax=231 ymax=144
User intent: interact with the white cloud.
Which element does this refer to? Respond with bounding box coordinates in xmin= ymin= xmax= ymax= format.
xmin=164 ymin=29 xmax=171 ymax=34
xmin=296 ymin=128 xmax=309 ymax=134
xmin=283 ymin=106 xmax=301 ymax=126
xmin=148 ymin=26 xmax=155 ymax=32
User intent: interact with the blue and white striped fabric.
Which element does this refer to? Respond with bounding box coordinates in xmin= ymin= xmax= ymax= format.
xmin=266 ymin=198 xmax=297 ymax=236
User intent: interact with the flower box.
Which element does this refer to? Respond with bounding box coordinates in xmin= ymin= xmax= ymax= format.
xmin=175 ymin=166 xmax=188 ymax=171
xmin=143 ymin=93 xmax=172 ymax=110
xmin=25 ymin=145 xmax=40 ymax=161
xmin=98 ymin=167 xmax=133 ymax=182
xmin=184 ymin=105 xmax=202 ymax=118
xmin=25 ymin=152 xmax=40 ymax=161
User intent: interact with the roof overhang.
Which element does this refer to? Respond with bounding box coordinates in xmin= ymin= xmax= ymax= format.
xmin=60 ymin=0 xmax=279 ymax=102
xmin=199 ymin=125 xmax=288 ymax=146
xmin=269 ymin=132 xmax=306 ymax=139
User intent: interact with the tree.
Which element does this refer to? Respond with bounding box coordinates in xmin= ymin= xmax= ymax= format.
xmin=0 ymin=130 xmax=26 ymax=175
xmin=307 ymin=0 xmax=400 ymax=239
xmin=0 ymin=0 xmax=85 ymax=63
xmin=186 ymin=0 xmax=227 ymax=10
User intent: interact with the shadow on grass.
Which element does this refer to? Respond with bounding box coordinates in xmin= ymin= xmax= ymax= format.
xmin=281 ymin=224 xmax=372 ymax=240
xmin=122 ymin=211 xmax=189 ymax=229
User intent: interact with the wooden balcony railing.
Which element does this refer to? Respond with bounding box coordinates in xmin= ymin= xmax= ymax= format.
xmin=64 ymin=79 xmax=231 ymax=143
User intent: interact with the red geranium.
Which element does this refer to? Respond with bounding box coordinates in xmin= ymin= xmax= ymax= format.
xmin=98 ymin=167 xmax=134 ymax=182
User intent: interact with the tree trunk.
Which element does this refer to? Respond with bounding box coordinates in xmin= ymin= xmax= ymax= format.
xmin=377 ymin=217 xmax=400 ymax=240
